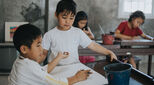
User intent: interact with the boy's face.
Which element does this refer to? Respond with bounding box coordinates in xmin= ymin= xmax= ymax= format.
xmin=56 ymin=11 xmax=75 ymax=30
xmin=78 ymin=20 xmax=87 ymax=29
xmin=22 ymin=36 xmax=44 ymax=63
xmin=132 ymin=17 xmax=144 ymax=28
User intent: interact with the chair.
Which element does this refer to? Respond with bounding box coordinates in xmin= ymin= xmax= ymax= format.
xmin=134 ymin=56 xmax=141 ymax=70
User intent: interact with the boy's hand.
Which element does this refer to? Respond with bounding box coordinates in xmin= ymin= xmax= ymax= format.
xmin=68 ymin=70 xmax=92 ymax=85
xmin=57 ymin=52 xmax=69 ymax=59
xmin=75 ymin=70 xmax=92 ymax=82
xmin=109 ymin=51 xmax=117 ymax=61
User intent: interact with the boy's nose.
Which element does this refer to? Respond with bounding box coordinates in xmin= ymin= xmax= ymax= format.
xmin=65 ymin=19 xmax=69 ymax=23
xmin=40 ymin=45 xmax=43 ymax=52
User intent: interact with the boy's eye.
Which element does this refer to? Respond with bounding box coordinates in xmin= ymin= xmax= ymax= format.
xmin=62 ymin=16 xmax=67 ymax=19
xmin=70 ymin=17 xmax=74 ymax=20
xmin=37 ymin=45 xmax=40 ymax=47
xmin=37 ymin=43 xmax=41 ymax=47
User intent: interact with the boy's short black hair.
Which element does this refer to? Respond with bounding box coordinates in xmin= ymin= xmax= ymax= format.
xmin=55 ymin=0 xmax=77 ymax=16
xmin=128 ymin=10 xmax=145 ymax=24
xmin=13 ymin=24 xmax=42 ymax=53
xmin=73 ymin=11 xmax=88 ymax=30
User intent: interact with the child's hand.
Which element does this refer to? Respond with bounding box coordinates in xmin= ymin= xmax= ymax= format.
xmin=132 ymin=36 xmax=140 ymax=40
xmin=83 ymin=29 xmax=90 ymax=35
xmin=68 ymin=70 xmax=92 ymax=85
xmin=110 ymin=51 xmax=118 ymax=61
xmin=57 ymin=52 xmax=69 ymax=59
xmin=74 ymin=70 xmax=92 ymax=82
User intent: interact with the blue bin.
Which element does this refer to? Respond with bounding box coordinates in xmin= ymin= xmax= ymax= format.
xmin=104 ymin=63 xmax=132 ymax=85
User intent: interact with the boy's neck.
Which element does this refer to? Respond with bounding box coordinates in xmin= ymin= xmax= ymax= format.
xmin=20 ymin=54 xmax=39 ymax=63
xmin=57 ymin=26 xmax=71 ymax=31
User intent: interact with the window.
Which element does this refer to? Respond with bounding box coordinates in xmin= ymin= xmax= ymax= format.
xmin=118 ymin=0 xmax=154 ymax=19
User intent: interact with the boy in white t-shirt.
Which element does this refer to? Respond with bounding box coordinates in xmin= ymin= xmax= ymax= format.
xmin=42 ymin=0 xmax=117 ymax=65
xmin=8 ymin=24 xmax=90 ymax=85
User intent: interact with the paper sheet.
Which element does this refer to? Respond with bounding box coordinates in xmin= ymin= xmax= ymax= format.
xmin=50 ymin=63 xmax=108 ymax=85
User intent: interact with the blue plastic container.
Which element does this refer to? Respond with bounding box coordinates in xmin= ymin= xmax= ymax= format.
xmin=104 ymin=63 xmax=132 ymax=85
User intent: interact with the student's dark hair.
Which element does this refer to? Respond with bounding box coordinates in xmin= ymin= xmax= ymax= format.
xmin=73 ymin=11 xmax=88 ymax=30
xmin=128 ymin=10 xmax=145 ymax=24
xmin=55 ymin=0 xmax=77 ymax=16
xmin=13 ymin=24 xmax=42 ymax=53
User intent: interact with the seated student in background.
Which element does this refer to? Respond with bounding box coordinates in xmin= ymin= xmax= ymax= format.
xmin=73 ymin=11 xmax=94 ymax=40
xmin=73 ymin=11 xmax=95 ymax=64
xmin=115 ymin=10 xmax=154 ymax=68
xmin=8 ymin=24 xmax=90 ymax=85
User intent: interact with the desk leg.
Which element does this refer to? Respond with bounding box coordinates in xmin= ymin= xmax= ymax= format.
xmin=147 ymin=55 xmax=152 ymax=75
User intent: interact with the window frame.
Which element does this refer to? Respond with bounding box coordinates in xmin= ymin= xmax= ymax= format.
xmin=118 ymin=0 xmax=154 ymax=19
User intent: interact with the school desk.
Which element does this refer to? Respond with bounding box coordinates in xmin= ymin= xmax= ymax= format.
xmin=78 ymin=39 xmax=154 ymax=76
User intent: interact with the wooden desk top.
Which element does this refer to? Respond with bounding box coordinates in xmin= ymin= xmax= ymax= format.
xmin=79 ymin=40 xmax=154 ymax=56
xmin=116 ymin=39 xmax=154 ymax=46
xmin=79 ymin=47 xmax=154 ymax=56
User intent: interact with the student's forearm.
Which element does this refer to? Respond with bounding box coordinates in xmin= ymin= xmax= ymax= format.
xmin=88 ymin=34 xmax=95 ymax=40
xmin=141 ymin=34 xmax=153 ymax=40
xmin=88 ymin=42 xmax=112 ymax=55
xmin=88 ymin=42 xmax=117 ymax=61
xmin=47 ymin=57 xmax=62 ymax=73
xmin=145 ymin=36 xmax=153 ymax=40
xmin=115 ymin=33 xmax=132 ymax=40
xmin=68 ymin=76 xmax=78 ymax=85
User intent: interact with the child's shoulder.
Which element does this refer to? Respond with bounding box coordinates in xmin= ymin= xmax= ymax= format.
xmin=47 ymin=27 xmax=57 ymax=32
xmin=44 ymin=27 xmax=57 ymax=36
xmin=12 ymin=57 xmax=36 ymax=71
xmin=71 ymin=26 xmax=82 ymax=32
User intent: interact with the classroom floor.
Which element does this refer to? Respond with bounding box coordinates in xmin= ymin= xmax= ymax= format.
xmin=0 ymin=62 xmax=153 ymax=85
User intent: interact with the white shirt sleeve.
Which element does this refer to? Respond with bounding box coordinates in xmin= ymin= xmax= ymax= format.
xmin=45 ymin=73 xmax=68 ymax=85
xmin=41 ymin=65 xmax=48 ymax=73
xmin=42 ymin=32 xmax=51 ymax=50
xmin=32 ymin=64 xmax=68 ymax=85
xmin=79 ymin=30 xmax=92 ymax=48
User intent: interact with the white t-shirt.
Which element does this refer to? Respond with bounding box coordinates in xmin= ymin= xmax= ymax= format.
xmin=42 ymin=26 xmax=92 ymax=65
xmin=8 ymin=56 xmax=68 ymax=85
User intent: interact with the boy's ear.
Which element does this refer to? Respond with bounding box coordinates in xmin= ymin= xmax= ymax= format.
xmin=20 ymin=45 xmax=28 ymax=54
xmin=55 ymin=12 xmax=58 ymax=18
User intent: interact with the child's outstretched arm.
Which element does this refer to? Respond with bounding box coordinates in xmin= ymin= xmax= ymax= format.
xmin=44 ymin=69 xmax=90 ymax=85
xmin=87 ymin=42 xmax=117 ymax=61
xmin=140 ymin=33 xmax=154 ymax=40
xmin=47 ymin=52 xmax=69 ymax=73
